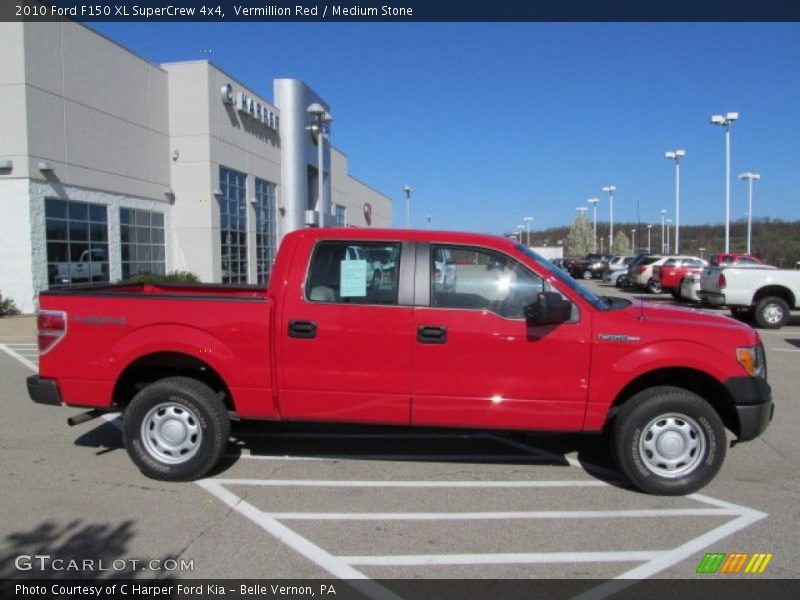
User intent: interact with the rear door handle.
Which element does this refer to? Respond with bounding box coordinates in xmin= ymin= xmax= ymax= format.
xmin=417 ymin=325 xmax=447 ymax=344
xmin=289 ymin=320 xmax=317 ymax=339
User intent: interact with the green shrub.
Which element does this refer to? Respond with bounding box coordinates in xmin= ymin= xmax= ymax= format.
xmin=128 ymin=271 xmax=200 ymax=284
xmin=0 ymin=296 xmax=21 ymax=317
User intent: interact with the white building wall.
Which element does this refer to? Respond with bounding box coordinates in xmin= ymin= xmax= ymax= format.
xmin=0 ymin=179 xmax=35 ymax=312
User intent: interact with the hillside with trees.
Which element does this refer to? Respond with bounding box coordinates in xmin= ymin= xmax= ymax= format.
xmin=514 ymin=218 xmax=800 ymax=267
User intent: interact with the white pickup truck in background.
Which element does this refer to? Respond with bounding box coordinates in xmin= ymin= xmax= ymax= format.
xmin=699 ymin=265 xmax=799 ymax=328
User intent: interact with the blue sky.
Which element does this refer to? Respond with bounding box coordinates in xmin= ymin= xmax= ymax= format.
xmin=91 ymin=22 xmax=800 ymax=234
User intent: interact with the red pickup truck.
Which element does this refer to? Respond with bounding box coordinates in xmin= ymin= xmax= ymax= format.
xmin=652 ymin=257 xmax=707 ymax=299
xmin=28 ymin=229 xmax=772 ymax=495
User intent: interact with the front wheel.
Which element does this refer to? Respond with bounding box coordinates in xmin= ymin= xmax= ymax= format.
xmin=611 ymin=386 xmax=726 ymax=495
xmin=753 ymin=296 xmax=790 ymax=329
xmin=647 ymin=278 xmax=662 ymax=294
xmin=123 ymin=377 xmax=230 ymax=481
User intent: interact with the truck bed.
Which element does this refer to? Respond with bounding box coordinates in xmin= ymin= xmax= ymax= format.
xmin=37 ymin=282 xmax=274 ymax=419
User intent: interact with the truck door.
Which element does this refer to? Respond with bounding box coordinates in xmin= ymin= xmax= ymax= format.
xmin=278 ymin=239 xmax=415 ymax=424
xmin=411 ymin=244 xmax=592 ymax=431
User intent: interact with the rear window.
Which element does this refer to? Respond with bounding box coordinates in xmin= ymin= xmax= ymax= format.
xmin=662 ymin=259 xmax=676 ymax=267
xmin=642 ymin=256 xmax=661 ymax=266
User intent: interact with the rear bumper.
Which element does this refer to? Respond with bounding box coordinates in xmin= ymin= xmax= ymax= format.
xmin=697 ymin=290 xmax=726 ymax=306
xmin=27 ymin=375 xmax=63 ymax=406
xmin=725 ymin=376 xmax=773 ymax=441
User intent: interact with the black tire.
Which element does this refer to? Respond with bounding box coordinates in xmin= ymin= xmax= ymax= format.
xmin=582 ymin=270 xmax=592 ymax=280
xmin=616 ymin=275 xmax=629 ymax=288
xmin=611 ymin=386 xmax=726 ymax=495
xmin=753 ymin=296 xmax=790 ymax=329
xmin=647 ymin=278 xmax=662 ymax=294
xmin=123 ymin=377 xmax=230 ymax=481
xmin=372 ymin=269 xmax=383 ymax=289
xmin=670 ymin=288 xmax=681 ymax=301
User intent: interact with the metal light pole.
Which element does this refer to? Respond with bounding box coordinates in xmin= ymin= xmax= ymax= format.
xmin=665 ymin=149 xmax=686 ymax=253
xmin=524 ymin=216 xmax=534 ymax=246
xmin=646 ymin=224 xmax=652 ymax=253
xmin=587 ymin=198 xmax=599 ymax=253
xmin=306 ymin=103 xmax=333 ymax=227
xmin=660 ymin=209 xmax=667 ymax=254
xmin=631 ymin=229 xmax=636 ymax=252
xmin=710 ymin=112 xmax=739 ymax=253
xmin=738 ymin=172 xmax=761 ymax=255
xmin=602 ymin=186 xmax=616 ymax=253
xmin=403 ymin=184 xmax=414 ymax=228
xmin=699 ymin=247 xmax=706 ymax=260
xmin=666 ymin=219 xmax=672 ymax=254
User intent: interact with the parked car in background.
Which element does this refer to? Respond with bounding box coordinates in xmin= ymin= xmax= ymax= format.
xmin=709 ymin=253 xmax=765 ymax=268
xmin=570 ymin=253 xmax=611 ymax=280
xmin=698 ymin=263 xmax=798 ymax=328
xmin=602 ymin=256 xmax=634 ymax=283
xmin=627 ymin=254 xmax=665 ymax=292
xmin=432 ymin=247 xmax=457 ymax=292
xmin=679 ymin=273 xmax=702 ymax=303
xmin=653 ymin=257 xmax=707 ymax=299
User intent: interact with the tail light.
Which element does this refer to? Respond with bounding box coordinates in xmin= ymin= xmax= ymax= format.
xmin=37 ymin=310 xmax=67 ymax=354
xmin=719 ymin=273 xmax=727 ymax=289
xmin=636 ymin=266 xmax=646 ymax=274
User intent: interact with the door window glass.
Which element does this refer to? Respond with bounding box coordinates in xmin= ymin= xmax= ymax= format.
xmin=430 ymin=246 xmax=544 ymax=319
xmin=306 ymin=241 xmax=401 ymax=305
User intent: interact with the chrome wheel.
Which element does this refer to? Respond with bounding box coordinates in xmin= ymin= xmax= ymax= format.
xmin=762 ymin=302 xmax=785 ymax=325
xmin=638 ymin=413 xmax=706 ymax=478
xmin=140 ymin=401 xmax=202 ymax=464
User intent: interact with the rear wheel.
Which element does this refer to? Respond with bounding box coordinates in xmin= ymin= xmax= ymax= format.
xmin=611 ymin=386 xmax=725 ymax=495
xmin=753 ymin=296 xmax=790 ymax=329
xmin=647 ymin=278 xmax=662 ymax=294
xmin=123 ymin=377 xmax=230 ymax=481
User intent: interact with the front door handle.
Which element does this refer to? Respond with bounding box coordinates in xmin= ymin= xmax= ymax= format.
xmin=418 ymin=325 xmax=447 ymax=344
xmin=289 ymin=320 xmax=317 ymax=339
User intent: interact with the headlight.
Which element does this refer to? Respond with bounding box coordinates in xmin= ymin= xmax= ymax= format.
xmin=737 ymin=344 xmax=767 ymax=379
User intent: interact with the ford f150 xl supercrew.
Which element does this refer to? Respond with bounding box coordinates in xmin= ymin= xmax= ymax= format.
xmin=27 ymin=229 xmax=773 ymax=495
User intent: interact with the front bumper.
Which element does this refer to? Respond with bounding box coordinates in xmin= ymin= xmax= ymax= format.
xmin=725 ymin=376 xmax=773 ymax=441
xmin=697 ymin=290 xmax=726 ymax=306
xmin=27 ymin=375 xmax=63 ymax=406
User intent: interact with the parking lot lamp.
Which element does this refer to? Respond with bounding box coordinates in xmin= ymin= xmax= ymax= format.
xmin=665 ymin=149 xmax=686 ymax=253
xmin=602 ymin=186 xmax=616 ymax=254
xmin=666 ymin=219 xmax=672 ymax=254
xmin=631 ymin=229 xmax=637 ymax=252
xmin=739 ymin=172 xmax=761 ymax=254
xmin=403 ymin=184 xmax=414 ymax=228
xmin=647 ymin=224 xmax=652 ymax=253
xmin=699 ymin=247 xmax=706 ymax=259
xmin=660 ymin=209 xmax=667 ymax=253
xmin=307 ymin=103 xmax=333 ymax=227
xmin=710 ymin=112 xmax=739 ymax=252
xmin=524 ymin=216 xmax=534 ymax=246
xmin=587 ymin=198 xmax=599 ymax=253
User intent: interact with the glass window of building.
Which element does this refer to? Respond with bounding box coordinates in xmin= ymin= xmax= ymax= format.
xmin=45 ymin=198 xmax=109 ymax=287
xmin=219 ymin=166 xmax=247 ymax=284
xmin=120 ymin=208 xmax=166 ymax=279
xmin=254 ymin=178 xmax=277 ymax=285
xmin=334 ymin=204 xmax=346 ymax=227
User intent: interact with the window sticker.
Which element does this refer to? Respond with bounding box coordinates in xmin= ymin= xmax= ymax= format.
xmin=340 ymin=260 xmax=368 ymax=297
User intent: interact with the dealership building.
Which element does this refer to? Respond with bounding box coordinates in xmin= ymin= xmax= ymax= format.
xmin=0 ymin=21 xmax=392 ymax=313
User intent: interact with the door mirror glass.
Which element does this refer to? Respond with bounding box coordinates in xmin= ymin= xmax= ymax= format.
xmin=524 ymin=292 xmax=572 ymax=325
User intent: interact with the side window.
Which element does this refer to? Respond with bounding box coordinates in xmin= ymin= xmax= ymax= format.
xmin=306 ymin=241 xmax=401 ymax=305
xmin=663 ymin=259 xmax=676 ymax=268
xmin=430 ymin=246 xmax=544 ymax=319
xmin=738 ymin=257 xmax=758 ymax=265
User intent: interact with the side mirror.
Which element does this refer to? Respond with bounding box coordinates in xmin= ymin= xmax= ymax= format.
xmin=524 ymin=292 xmax=572 ymax=325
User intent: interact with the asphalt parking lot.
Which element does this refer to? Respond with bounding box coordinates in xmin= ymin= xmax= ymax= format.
xmin=0 ymin=283 xmax=798 ymax=593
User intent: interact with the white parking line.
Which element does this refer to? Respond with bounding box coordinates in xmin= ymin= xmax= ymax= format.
xmin=198 ymin=475 xmax=765 ymax=599
xmin=0 ymin=344 xmax=38 ymax=371
xmin=771 ymin=348 xmax=800 ymax=353
xmin=269 ymin=507 xmax=738 ymax=521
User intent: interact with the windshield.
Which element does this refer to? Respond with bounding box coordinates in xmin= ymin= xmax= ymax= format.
xmin=516 ymin=244 xmax=610 ymax=311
